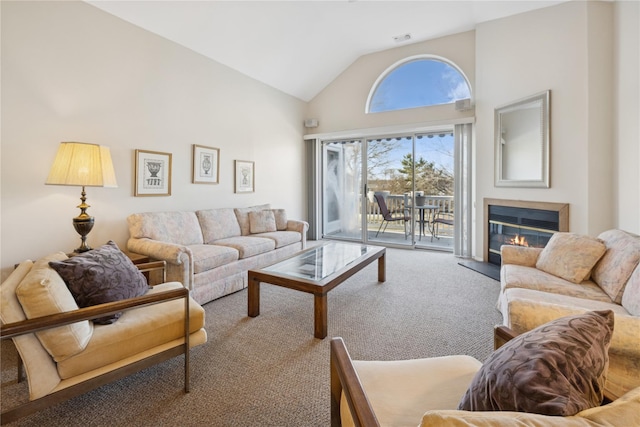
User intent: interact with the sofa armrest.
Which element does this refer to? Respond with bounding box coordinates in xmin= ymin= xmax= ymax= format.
xmin=127 ymin=238 xmax=190 ymax=265
xmin=127 ymin=238 xmax=193 ymax=288
xmin=286 ymin=219 xmax=309 ymax=248
xmin=500 ymin=245 xmax=542 ymax=267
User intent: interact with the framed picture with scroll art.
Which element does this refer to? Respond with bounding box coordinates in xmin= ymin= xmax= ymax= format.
xmin=134 ymin=149 xmax=172 ymax=196
xmin=234 ymin=160 xmax=254 ymax=193
xmin=192 ymin=144 xmax=220 ymax=184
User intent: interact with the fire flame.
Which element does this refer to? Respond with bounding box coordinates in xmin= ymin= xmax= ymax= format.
xmin=510 ymin=234 xmax=529 ymax=247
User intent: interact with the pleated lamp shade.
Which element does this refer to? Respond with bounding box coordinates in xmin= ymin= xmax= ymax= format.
xmin=46 ymin=142 xmax=118 ymax=188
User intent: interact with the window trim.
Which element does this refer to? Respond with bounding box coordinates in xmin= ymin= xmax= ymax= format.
xmin=365 ymin=54 xmax=473 ymax=114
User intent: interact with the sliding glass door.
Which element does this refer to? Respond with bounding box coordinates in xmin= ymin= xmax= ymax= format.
xmin=366 ymin=135 xmax=414 ymax=247
xmin=319 ymin=126 xmax=463 ymax=252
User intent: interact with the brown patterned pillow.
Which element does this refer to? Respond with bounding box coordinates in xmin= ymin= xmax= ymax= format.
xmin=536 ymin=233 xmax=606 ymax=284
xmin=458 ymin=310 xmax=614 ymax=416
xmin=49 ymin=241 xmax=149 ymax=324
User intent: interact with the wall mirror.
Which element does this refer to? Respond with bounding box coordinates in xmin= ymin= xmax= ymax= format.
xmin=495 ymin=90 xmax=550 ymax=188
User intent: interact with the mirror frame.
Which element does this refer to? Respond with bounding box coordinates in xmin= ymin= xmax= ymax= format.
xmin=494 ymin=90 xmax=550 ymax=188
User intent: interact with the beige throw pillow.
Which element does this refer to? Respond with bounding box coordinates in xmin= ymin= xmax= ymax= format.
xmin=234 ymin=204 xmax=271 ymax=235
xmin=271 ymin=209 xmax=288 ymax=231
xmin=536 ymin=233 xmax=606 ymax=284
xmin=16 ymin=252 xmax=94 ymax=362
xmin=249 ymin=210 xmax=277 ymax=234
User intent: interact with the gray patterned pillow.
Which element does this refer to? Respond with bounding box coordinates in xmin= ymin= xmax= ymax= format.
xmin=458 ymin=310 xmax=614 ymax=416
xmin=49 ymin=241 xmax=149 ymax=324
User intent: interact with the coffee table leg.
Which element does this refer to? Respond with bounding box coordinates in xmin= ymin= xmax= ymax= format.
xmin=248 ymin=275 xmax=260 ymax=317
xmin=314 ymin=293 xmax=328 ymax=339
xmin=378 ymin=253 xmax=386 ymax=282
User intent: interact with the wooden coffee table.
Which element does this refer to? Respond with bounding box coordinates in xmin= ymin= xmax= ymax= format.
xmin=247 ymin=242 xmax=386 ymax=339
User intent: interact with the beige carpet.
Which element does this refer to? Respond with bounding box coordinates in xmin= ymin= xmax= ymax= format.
xmin=1 ymin=247 xmax=502 ymax=426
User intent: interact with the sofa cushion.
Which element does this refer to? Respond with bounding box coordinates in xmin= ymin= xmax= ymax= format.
xmin=56 ymin=282 xmax=205 ymax=379
xmin=249 ymin=210 xmax=277 ymax=234
xmin=621 ymin=265 xmax=640 ymax=316
xmin=272 ymin=209 xmax=288 ymax=231
xmin=127 ymin=211 xmax=204 ymax=245
xmin=341 ymin=355 xmax=482 ymax=427
xmin=196 ymin=208 xmax=241 ymax=243
xmin=501 ymin=265 xmax=614 ymax=303
xmin=423 ymin=386 xmax=640 ymax=427
xmin=190 ymin=244 xmax=239 ymax=274
xmin=16 ymin=253 xmax=94 ymax=362
xmin=253 ymin=231 xmax=301 ymax=249
xmin=213 ymin=236 xmax=276 ymax=259
xmin=458 ymin=310 xmax=614 ymax=416
xmin=234 ymin=204 xmax=271 ymax=236
xmin=536 ymin=233 xmax=606 ymax=284
xmin=592 ymin=230 xmax=640 ymax=304
xmin=49 ymin=241 xmax=150 ymax=324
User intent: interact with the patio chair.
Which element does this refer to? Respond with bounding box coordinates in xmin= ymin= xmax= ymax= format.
xmin=374 ymin=194 xmax=410 ymax=238
xmin=431 ymin=210 xmax=454 ymax=241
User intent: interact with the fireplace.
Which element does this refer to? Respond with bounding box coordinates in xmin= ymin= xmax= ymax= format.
xmin=484 ymin=199 xmax=569 ymax=266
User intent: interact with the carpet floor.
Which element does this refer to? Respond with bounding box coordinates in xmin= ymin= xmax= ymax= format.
xmin=2 ymin=247 xmax=502 ymax=426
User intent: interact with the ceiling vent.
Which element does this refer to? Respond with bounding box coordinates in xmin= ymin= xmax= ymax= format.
xmin=393 ymin=33 xmax=412 ymax=43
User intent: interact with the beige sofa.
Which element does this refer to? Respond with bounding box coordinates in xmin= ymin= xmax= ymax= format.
xmin=498 ymin=229 xmax=640 ymax=400
xmin=127 ymin=204 xmax=309 ymax=305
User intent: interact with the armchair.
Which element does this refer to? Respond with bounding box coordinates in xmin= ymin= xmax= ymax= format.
xmin=1 ymin=254 xmax=207 ymax=425
xmin=330 ymin=312 xmax=640 ymax=427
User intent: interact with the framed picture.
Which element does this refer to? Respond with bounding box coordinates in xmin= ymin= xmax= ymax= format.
xmin=192 ymin=144 xmax=220 ymax=184
xmin=134 ymin=149 xmax=172 ymax=196
xmin=234 ymin=160 xmax=255 ymax=193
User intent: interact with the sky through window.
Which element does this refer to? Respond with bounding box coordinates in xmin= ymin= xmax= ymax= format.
xmin=369 ymin=58 xmax=470 ymax=113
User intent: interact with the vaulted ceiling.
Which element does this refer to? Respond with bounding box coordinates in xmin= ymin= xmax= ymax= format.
xmin=87 ymin=1 xmax=567 ymax=101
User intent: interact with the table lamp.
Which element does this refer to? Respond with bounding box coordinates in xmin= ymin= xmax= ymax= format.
xmin=46 ymin=142 xmax=118 ymax=253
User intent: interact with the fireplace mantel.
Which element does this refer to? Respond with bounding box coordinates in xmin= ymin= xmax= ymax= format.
xmin=483 ymin=198 xmax=569 ymax=263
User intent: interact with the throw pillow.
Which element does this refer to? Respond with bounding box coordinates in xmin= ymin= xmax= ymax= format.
xmin=458 ymin=310 xmax=614 ymax=416
xmin=16 ymin=252 xmax=94 ymax=362
xmin=271 ymin=209 xmax=288 ymax=231
xmin=536 ymin=233 xmax=606 ymax=284
xmin=591 ymin=229 xmax=640 ymax=304
xmin=49 ymin=241 xmax=149 ymax=324
xmin=249 ymin=210 xmax=277 ymax=234
xmin=234 ymin=204 xmax=271 ymax=235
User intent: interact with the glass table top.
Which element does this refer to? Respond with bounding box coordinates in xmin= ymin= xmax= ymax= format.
xmin=262 ymin=242 xmax=379 ymax=281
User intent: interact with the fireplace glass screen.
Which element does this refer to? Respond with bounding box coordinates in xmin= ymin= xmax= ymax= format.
xmin=488 ymin=205 xmax=559 ymax=265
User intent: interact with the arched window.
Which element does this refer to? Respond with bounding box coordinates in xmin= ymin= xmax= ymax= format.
xmin=367 ymin=56 xmax=471 ymax=113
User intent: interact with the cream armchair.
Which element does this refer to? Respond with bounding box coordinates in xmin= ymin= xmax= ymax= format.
xmin=331 ymin=312 xmax=640 ymax=427
xmin=1 ymin=251 xmax=207 ymax=424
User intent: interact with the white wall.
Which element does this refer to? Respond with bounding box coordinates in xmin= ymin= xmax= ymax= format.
xmin=306 ymin=30 xmax=476 ymax=133
xmin=307 ymin=0 xmax=639 ymax=260
xmin=0 ymin=1 xmax=307 ymax=279
xmin=615 ymin=0 xmax=640 ymax=233
xmin=475 ymin=1 xmax=616 ymax=259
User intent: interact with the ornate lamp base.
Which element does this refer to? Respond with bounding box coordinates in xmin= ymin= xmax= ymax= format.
xmin=73 ymin=216 xmax=95 ymax=253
